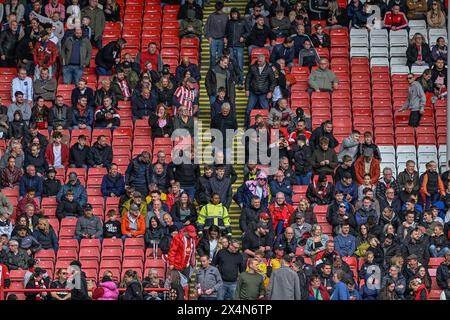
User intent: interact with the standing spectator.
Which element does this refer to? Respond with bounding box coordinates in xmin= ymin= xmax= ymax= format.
xmin=45 ymin=0 xmax=65 ymax=20
xmin=33 ymin=31 xmax=58 ymax=79
xmin=0 ymin=20 xmax=20 ymax=67
xmin=244 ymin=54 xmax=275 ymax=128
xmin=11 ymin=68 xmax=33 ymax=105
xmin=195 ymin=255 xmax=223 ymax=300
xmin=197 ymin=193 xmax=231 ymax=237
xmin=75 ymin=204 xmax=103 ymax=241
xmin=45 ymin=132 xmax=69 ymax=168
xmin=436 ymin=251 xmax=450 ymax=290
xmin=224 ymin=8 xmax=247 ymax=88
xmin=246 ymin=15 xmax=276 ymax=56
xmin=235 ymin=257 xmax=265 ymax=300
xmin=81 ymin=0 xmax=105 ymax=48
xmin=205 ymin=56 xmax=235 ymax=105
xmin=214 ymin=239 xmax=245 ymax=300
xmin=270 ymin=37 xmax=295 ymax=67
xmin=61 ymin=27 xmax=92 ymax=85
xmin=421 ymin=161 xmax=445 ymax=210
xmin=267 ymin=255 xmax=301 ymax=300
xmin=173 ymin=77 xmax=199 ymax=117
xmin=167 ymin=225 xmax=198 ymax=280
xmin=94 ymin=38 xmax=126 ymax=76
xmin=204 ymin=1 xmax=228 ymax=66
xmin=121 ymin=270 xmax=143 ymax=300
xmin=8 ymin=91 xmax=31 ymax=124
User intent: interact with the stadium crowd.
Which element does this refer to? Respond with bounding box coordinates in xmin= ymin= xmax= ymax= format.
xmin=0 ymin=0 xmax=448 ymax=301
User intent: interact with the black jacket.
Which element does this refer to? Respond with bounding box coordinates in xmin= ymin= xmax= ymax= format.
xmin=0 ymin=29 xmax=19 ymax=59
xmin=69 ymin=143 xmax=91 ymax=168
xmin=311 ymin=32 xmax=331 ymax=48
xmin=121 ymin=281 xmax=143 ymax=300
xmin=211 ymin=112 xmax=238 ymax=140
xmin=43 ymin=178 xmax=62 ymax=197
xmin=225 ymin=18 xmax=248 ymax=48
xmin=309 ymin=124 xmax=339 ymax=149
xmin=89 ymin=142 xmax=113 ymax=168
xmin=205 ymin=64 xmax=236 ymax=101
xmin=239 ymin=205 xmax=264 ymax=234
xmin=48 ymin=105 xmax=73 ymax=129
xmin=170 ymin=202 xmax=197 ymax=224
xmin=24 ymin=150 xmax=48 ymax=175
xmin=125 ymin=156 xmax=153 ymax=188
xmin=402 ymin=236 xmax=430 ymax=266
xmin=178 ymin=3 xmax=203 ymax=20
xmin=246 ymin=24 xmax=275 ymax=47
xmin=56 ymin=198 xmax=83 ymax=220
xmin=213 ymin=249 xmax=245 ymax=282
xmin=290 ymin=144 xmax=313 ymax=176
xmin=132 ymin=94 xmax=157 ymax=120
xmin=95 ymin=41 xmax=121 ymax=70
xmin=71 ymin=271 xmax=90 ymax=300
xmin=172 ymin=162 xmax=200 ymax=188
xmin=436 ymin=261 xmax=450 ymax=289
xmin=406 ymin=43 xmax=432 ymax=68
xmin=149 ymin=114 xmax=173 ymax=139
xmin=245 ymin=63 xmax=276 ymax=95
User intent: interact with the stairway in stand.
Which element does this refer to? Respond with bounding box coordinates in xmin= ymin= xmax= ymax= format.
xmin=198 ymin=0 xmax=249 ymax=240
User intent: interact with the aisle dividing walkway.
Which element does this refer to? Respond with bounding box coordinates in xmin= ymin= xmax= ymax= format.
xmin=198 ymin=0 xmax=248 ymax=240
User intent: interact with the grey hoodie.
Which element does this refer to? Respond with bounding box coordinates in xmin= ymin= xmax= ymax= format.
xmin=338 ymin=135 xmax=360 ymax=162
xmin=401 ymin=81 xmax=426 ymax=112
xmin=75 ymin=215 xmax=103 ymax=238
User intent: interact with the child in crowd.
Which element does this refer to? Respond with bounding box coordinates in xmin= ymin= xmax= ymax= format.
xmin=56 ymin=190 xmax=83 ymax=220
xmin=358 ymin=174 xmax=376 ymax=201
xmin=103 ymin=209 xmax=122 ymax=239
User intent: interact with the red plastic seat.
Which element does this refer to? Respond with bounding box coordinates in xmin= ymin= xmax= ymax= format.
xmin=123 ymin=248 xmax=145 ymax=261
xmin=35 ymin=249 xmax=56 ymax=262
xmin=59 ymin=239 xmax=79 ymax=252
xmin=59 ymin=227 xmax=76 ymax=240
xmin=79 ymin=247 xmax=101 ymax=262
xmin=124 ymin=238 xmax=145 ymax=249
xmin=102 ymin=248 xmax=123 ymax=261
xmin=57 ymin=249 xmax=78 ymax=261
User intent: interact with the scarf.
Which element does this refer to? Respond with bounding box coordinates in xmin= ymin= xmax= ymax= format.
xmin=34 ymin=278 xmax=46 ymax=300
xmin=77 ymin=103 xmax=87 ymax=116
xmin=184 ymin=236 xmax=196 ymax=268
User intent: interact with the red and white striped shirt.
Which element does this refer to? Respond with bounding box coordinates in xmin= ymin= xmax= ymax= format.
xmin=174 ymin=85 xmax=197 ymax=116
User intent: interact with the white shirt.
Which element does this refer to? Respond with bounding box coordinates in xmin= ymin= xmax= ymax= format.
xmin=11 ymin=77 xmax=33 ymax=102
xmin=53 ymin=144 xmax=62 ymax=167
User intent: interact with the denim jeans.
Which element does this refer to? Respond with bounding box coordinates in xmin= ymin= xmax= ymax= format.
xmin=63 ymin=65 xmax=84 ymax=85
xmin=217 ymin=281 xmax=237 ymax=300
xmin=245 ymin=92 xmax=270 ymax=128
xmin=430 ymin=245 xmax=450 ymax=257
xmin=96 ymin=66 xmax=112 ymax=76
xmin=210 ymin=38 xmax=224 ymax=66
xmin=230 ymin=47 xmax=244 ymax=85
xmin=296 ymin=172 xmax=312 ymax=185
xmin=425 ymin=193 xmax=441 ymax=210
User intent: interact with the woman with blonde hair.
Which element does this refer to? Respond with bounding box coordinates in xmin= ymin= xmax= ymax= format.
xmin=293 ymin=199 xmax=317 ymax=225
xmin=426 ymin=0 xmax=445 ymax=28
xmin=409 ymin=278 xmax=429 ymax=300
xmin=149 ymin=103 xmax=173 ymax=139
xmin=32 ymin=218 xmax=58 ymax=252
xmin=304 ymin=224 xmax=329 ymax=259
xmin=104 ymin=0 xmax=120 ymax=22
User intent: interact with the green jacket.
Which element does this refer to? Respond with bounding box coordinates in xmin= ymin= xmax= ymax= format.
xmin=179 ymin=19 xmax=202 ymax=38
xmin=81 ymin=6 xmax=105 ymax=41
xmin=308 ymin=68 xmax=338 ymax=91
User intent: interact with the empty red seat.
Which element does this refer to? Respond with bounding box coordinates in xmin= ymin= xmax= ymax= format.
xmin=123 ymin=248 xmax=145 ymax=261
xmin=79 ymin=247 xmax=101 ymax=262
xmin=103 ymin=238 xmax=124 ymax=250
xmin=102 ymin=248 xmax=123 ymax=261
xmin=35 ymin=249 xmax=56 ymax=262
xmin=59 ymin=239 xmax=79 ymax=252
xmin=125 ymin=238 xmax=145 ymax=249
xmin=57 ymin=249 xmax=78 ymax=261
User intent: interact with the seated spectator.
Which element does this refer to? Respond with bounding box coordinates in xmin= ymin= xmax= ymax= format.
xmin=354 ymin=148 xmax=381 ymax=186
xmin=384 ymin=4 xmax=408 ymax=30
xmin=336 ymin=172 xmax=358 ymax=205
xmin=56 ymin=190 xmax=83 ymax=220
xmin=8 ymin=91 xmax=32 ymax=124
xmin=75 ymin=204 xmax=103 ymax=241
xmin=16 ymin=186 xmax=40 ymax=218
xmin=309 ymin=120 xmax=339 ymax=150
xmin=71 ymin=79 xmax=95 ymax=110
xmin=242 ymin=222 xmax=273 ymax=259
xmin=178 ymin=0 xmax=203 ymax=20
xmin=103 ymin=209 xmax=122 ymax=239
xmin=131 ymin=87 xmax=157 ymax=122
xmin=111 ymin=66 xmax=132 ymax=102
xmin=406 ymin=0 xmax=427 ymax=19
xmin=235 ymin=172 xmax=270 ymax=209
xmin=101 ymin=163 xmax=125 ymax=198
xmin=431 ymin=37 xmax=447 ymax=64
xmin=95 ymin=38 xmax=126 ymax=76
xmin=270 ymin=37 xmax=295 ymax=67
xmin=19 ymin=165 xmax=44 ymax=199
xmin=24 ymin=142 xmax=48 ymax=175
xmin=144 ymin=216 xmax=164 ymax=250
xmin=269 ymin=192 xmax=296 ymax=237
xmin=407 ymin=33 xmax=432 ymax=68
xmin=8 ymin=110 xmax=27 ymax=140
xmin=155 ymin=76 xmax=176 ymax=109
xmin=306 ymin=174 xmax=335 ymax=206
xmin=4 ymin=239 xmax=32 ymax=270
xmin=89 ymin=135 xmax=112 ymax=169
xmin=122 ymin=203 xmax=146 ymax=239
xmin=32 ymin=218 xmax=58 ymax=252
xmin=197 ymin=193 xmax=231 ymax=237
xmin=246 ymin=15 xmax=276 ymax=56
xmin=308 ymin=58 xmax=338 ymax=93
xmin=421 ymin=161 xmax=445 ymax=210
xmin=149 ymin=103 xmax=173 ymax=139
xmin=273 ymin=227 xmax=297 ymax=256
xmin=94 ymin=96 xmax=120 ymax=129
xmin=57 ymin=172 xmax=87 ymax=207
xmin=427 ymin=1 xmax=445 ymax=28
xmin=376 ymin=167 xmax=401 ymax=202
xmin=291 ymin=24 xmax=311 ymax=58
xmin=11 ymin=225 xmax=42 ymax=255
xmin=402 ymin=228 xmax=430 ymax=266
xmin=95 ymin=79 xmax=119 ymax=109
xmin=72 ymin=95 xmax=94 ymax=131
xmin=45 ymin=132 xmax=69 ymax=169
xmin=50 ymin=268 xmax=72 ymax=301
xmin=304 ymin=224 xmax=330 ymax=258
xmin=270 ymin=7 xmax=291 ymax=38
xmin=11 ymin=68 xmax=33 ymax=105
xmin=329 ymin=199 xmax=357 ymax=235
xmin=0 ymin=210 xmax=13 ymax=238
xmin=30 ymin=99 xmax=50 ymax=130
xmin=298 ymin=40 xmax=320 ymax=68
xmin=137 ymin=42 xmax=163 ymax=73
xmin=175 ymin=56 xmax=201 ymax=84
xmin=69 ymin=135 xmax=91 ymax=169
xmin=311 ymin=137 xmax=338 ymax=176
xmin=335 ymin=155 xmax=356 ymax=185
xmin=327 ymin=0 xmax=349 ymax=27
xmin=351 ymin=2 xmax=372 ymax=28
xmin=355 ymin=196 xmax=379 ymax=227
xmin=48 ymin=96 xmax=73 ymax=131
xmin=179 ymin=14 xmax=203 ymax=40
xmin=311 ymin=24 xmax=330 ymax=48
xmin=0 ymin=155 xmax=22 ymax=188
xmin=33 ymin=68 xmax=57 ymax=101
xmin=25 ymin=267 xmax=48 ymax=300
xmin=429 ymin=224 xmax=449 ymax=257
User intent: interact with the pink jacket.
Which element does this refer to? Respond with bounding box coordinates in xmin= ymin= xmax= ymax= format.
xmin=97 ymin=281 xmax=119 ymax=300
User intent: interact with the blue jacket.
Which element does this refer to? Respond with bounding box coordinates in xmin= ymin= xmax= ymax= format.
xmin=269 ymin=179 xmax=293 ymax=204
xmin=72 ymin=107 xmax=94 ymax=127
xmin=334 ymin=234 xmax=356 ymax=257
xmin=131 ymin=94 xmax=157 ymax=120
xmin=270 ymin=43 xmax=295 ymax=65
xmin=355 ymin=207 xmax=378 ymax=227
xmin=19 ymin=174 xmax=44 ymax=197
xmin=32 ymin=228 xmax=59 ymax=252
xmin=234 ymin=181 xmax=269 ymax=209
xmin=175 ymin=63 xmax=201 ymax=83
xmin=335 ymin=181 xmax=358 ymax=204
xmin=101 ymin=173 xmax=125 ymax=197
xmin=57 ymin=181 xmax=88 ymax=207
xmin=331 ymin=281 xmax=350 ymax=300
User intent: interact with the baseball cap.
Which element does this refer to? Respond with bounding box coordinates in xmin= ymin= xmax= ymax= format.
xmin=274 ymin=243 xmax=285 ymax=251
xmin=47 ymin=166 xmax=56 ymax=174
xmin=184 ymin=225 xmax=197 ymax=238
xmin=83 ymin=203 xmax=93 ymax=211
xmin=364 ymin=148 xmax=374 ymax=157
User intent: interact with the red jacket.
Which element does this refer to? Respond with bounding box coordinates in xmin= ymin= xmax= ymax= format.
xmin=139 ymin=50 xmax=161 ymax=70
xmin=308 ymin=285 xmax=330 ymax=300
xmin=45 ymin=143 xmax=69 ymax=167
xmin=33 ymin=40 xmax=58 ymax=68
xmin=415 ymin=284 xmax=429 ymax=300
xmin=0 ymin=264 xmax=10 ymax=288
xmin=269 ymin=202 xmax=295 ymax=230
xmin=167 ymin=230 xmax=198 ymax=271
xmin=383 ymin=11 xmax=408 ymax=29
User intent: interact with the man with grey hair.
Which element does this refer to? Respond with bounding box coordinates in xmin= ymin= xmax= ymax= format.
xmin=245 ymin=53 xmax=275 ymax=128
xmin=4 ymin=239 xmax=32 ymax=270
xmin=211 ymin=102 xmax=237 ymax=154
xmin=61 ymin=27 xmax=93 ymax=85
xmin=376 ymin=167 xmax=401 ymax=202
xmin=213 ymin=238 xmax=244 ymax=300
xmin=308 ymin=58 xmax=339 ymax=93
